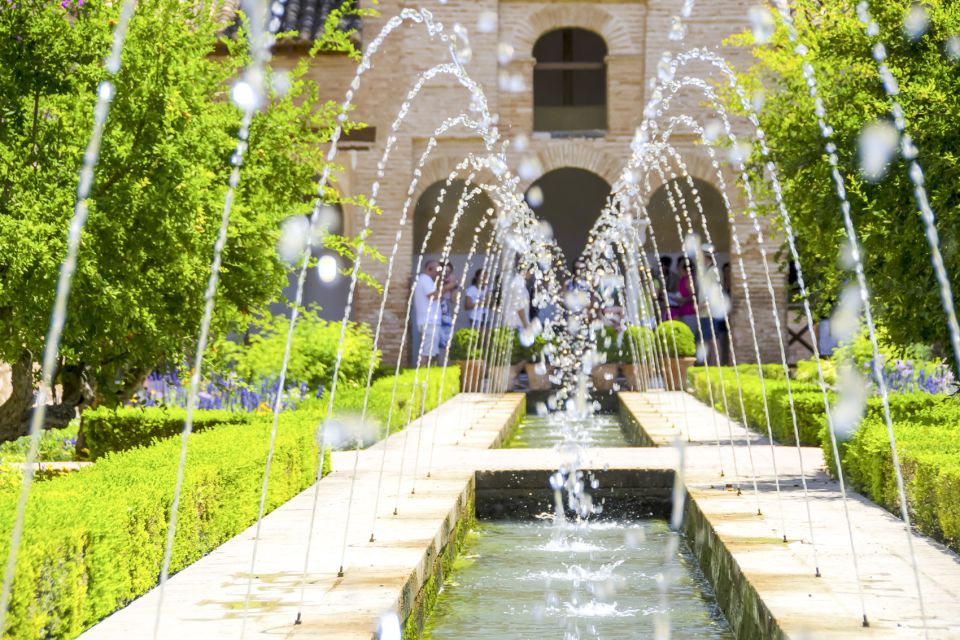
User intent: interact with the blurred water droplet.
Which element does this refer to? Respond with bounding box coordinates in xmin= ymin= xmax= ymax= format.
xmin=377 ymin=612 xmax=401 ymax=640
xmin=518 ymin=156 xmax=543 ymax=181
xmin=903 ymin=3 xmax=930 ymax=41
xmin=497 ymin=42 xmax=515 ymax=64
xmin=527 ymin=186 xmax=545 ymax=208
xmin=657 ymin=52 xmax=676 ymax=83
xmin=728 ymin=141 xmax=752 ymax=166
xmin=749 ymin=5 xmax=776 ymax=44
xmin=477 ymin=11 xmax=497 ymax=33
xmin=272 ymin=70 xmax=291 ymax=97
xmin=277 ymin=216 xmax=309 ymax=263
xmin=231 ymin=80 xmax=261 ymax=112
xmin=946 ymin=35 xmax=960 ymax=60
xmin=317 ymin=254 xmax=339 ymax=283
xmin=668 ymin=16 xmax=687 ymax=41
xmin=858 ymin=120 xmax=899 ymax=181
xmin=703 ymin=119 xmax=724 ymax=143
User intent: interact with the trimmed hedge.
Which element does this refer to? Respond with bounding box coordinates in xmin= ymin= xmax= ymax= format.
xmin=0 ymin=367 xmax=458 ymax=638
xmin=83 ymin=408 xmax=254 ymax=460
xmin=688 ymin=366 xmax=821 ymax=445
xmin=838 ymin=403 xmax=960 ymax=552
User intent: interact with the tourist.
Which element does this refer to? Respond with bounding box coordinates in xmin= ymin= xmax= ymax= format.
xmin=413 ymin=260 xmax=455 ymax=365
xmin=502 ymin=261 xmax=531 ymax=331
xmin=464 ymin=268 xmax=489 ymax=327
xmin=438 ymin=261 xmax=457 ymax=349
xmin=676 ymin=258 xmax=698 ymax=337
xmin=716 ymin=262 xmax=732 ymax=364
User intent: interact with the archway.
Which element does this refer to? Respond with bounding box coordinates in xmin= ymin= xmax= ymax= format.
xmin=644 ymin=177 xmax=730 ymax=286
xmin=525 ymin=168 xmax=612 ymax=263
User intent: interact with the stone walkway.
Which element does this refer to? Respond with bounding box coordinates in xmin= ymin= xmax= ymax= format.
xmin=79 ymin=390 xmax=960 ymax=639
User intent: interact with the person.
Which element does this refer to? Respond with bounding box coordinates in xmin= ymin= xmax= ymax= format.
xmin=502 ymin=262 xmax=531 ymax=330
xmin=716 ymin=262 xmax=732 ymax=364
xmin=413 ymin=260 xmax=456 ymax=365
xmin=663 ymin=255 xmax=681 ymax=321
xmin=438 ymin=261 xmax=457 ymax=349
xmin=676 ymin=258 xmax=698 ymax=338
xmin=464 ymin=268 xmax=489 ymax=327
xmin=699 ymin=264 xmax=720 ymax=366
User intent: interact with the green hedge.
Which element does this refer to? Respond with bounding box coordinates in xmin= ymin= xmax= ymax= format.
xmin=0 ymin=367 xmax=458 ymax=638
xmin=83 ymin=408 xmax=254 ymax=460
xmin=330 ymin=366 xmax=460 ymax=436
xmin=688 ymin=366 xmax=821 ymax=445
xmin=838 ymin=402 xmax=960 ymax=552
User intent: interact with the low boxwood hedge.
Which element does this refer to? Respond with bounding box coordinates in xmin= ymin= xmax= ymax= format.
xmin=838 ymin=403 xmax=960 ymax=552
xmin=0 ymin=367 xmax=458 ymax=638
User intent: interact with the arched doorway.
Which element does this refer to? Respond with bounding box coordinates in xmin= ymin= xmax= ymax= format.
xmin=525 ymin=168 xmax=612 ymax=263
xmin=533 ymin=28 xmax=607 ymax=135
xmin=644 ymin=178 xmax=729 ymax=268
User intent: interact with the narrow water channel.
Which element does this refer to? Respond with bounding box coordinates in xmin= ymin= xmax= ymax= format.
xmin=423 ymin=519 xmax=732 ymax=639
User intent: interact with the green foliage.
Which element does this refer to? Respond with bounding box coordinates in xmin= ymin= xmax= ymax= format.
xmin=515 ymin=335 xmax=548 ymax=364
xmin=592 ymin=326 xmax=622 ymax=363
xmin=622 ymin=325 xmax=656 ymax=365
xmin=81 ymin=407 xmax=253 ymax=461
xmin=0 ymin=412 xmax=323 ymax=638
xmin=726 ymin=0 xmax=960 ymax=355
xmin=794 ymin=357 xmax=837 ymax=386
xmin=655 ymin=321 xmax=696 ymax=358
xmin=488 ymin=328 xmax=520 ymax=365
xmin=0 ymin=422 xmax=78 ymax=462
xmin=0 ymin=367 xmax=456 ymax=637
xmin=0 ymin=0 xmax=369 ymax=408
xmin=448 ymin=328 xmax=482 ymax=361
xmin=837 ymin=400 xmax=960 ymax=552
xmin=329 ymin=367 xmax=460 ymax=437
xmin=210 ymin=308 xmax=379 ymax=391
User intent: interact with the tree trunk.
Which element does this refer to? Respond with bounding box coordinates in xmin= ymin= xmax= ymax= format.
xmin=0 ymin=352 xmax=34 ymax=442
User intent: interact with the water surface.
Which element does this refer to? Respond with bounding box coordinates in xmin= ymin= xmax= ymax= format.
xmin=424 ymin=519 xmax=732 ymax=639
xmin=508 ymin=414 xmax=628 ymax=449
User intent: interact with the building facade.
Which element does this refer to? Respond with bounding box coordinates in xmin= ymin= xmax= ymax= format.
xmin=258 ymin=0 xmax=800 ymax=367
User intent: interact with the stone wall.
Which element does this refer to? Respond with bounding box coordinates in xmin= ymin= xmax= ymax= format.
xmin=286 ymin=0 xmax=787 ymax=365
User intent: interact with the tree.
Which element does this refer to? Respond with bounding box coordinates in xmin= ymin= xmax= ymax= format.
xmin=0 ymin=0 xmax=369 ymax=438
xmin=728 ymin=0 xmax=960 ymax=355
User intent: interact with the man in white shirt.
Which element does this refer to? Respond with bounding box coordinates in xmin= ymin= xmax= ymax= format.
xmin=502 ymin=268 xmax=531 ymax=330
xmin=413 ymin=260 xmax=457 ymax=365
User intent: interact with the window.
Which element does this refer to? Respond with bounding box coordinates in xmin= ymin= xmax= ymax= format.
xmin=533 ymin=29 xmax=607 ymax=135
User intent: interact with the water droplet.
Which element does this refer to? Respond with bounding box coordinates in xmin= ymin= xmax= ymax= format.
xmin=727 ymin=141 xmax=752 ymax=166
xmin=317 ymin=254 xmax=339 ymax=283
xmin=752 ymin=87 xmax=766 ymax=112
xmin=657 ymin=52 xmax=675 ymax=83
xmin=277 ymin=216 xmax=309 ymax=263
xmin=946 ymin=35 xmax=960 ymax=61
xmin=749 ymin=5 xmax=776 ymax=44
xmin=272 ymin=71 xmax=291 ymax=97
xmin=858 ymin=120 xmax=899 ymax=181
xmin=703 ymin=119 xmax=724 ymax=143
xmin=669 ymin=16 xmax=687 ymax=41
xmin=526 ymin=185 xmax=545 ymax=208
xmin=377 ymin=612 xmax=401 ymax=640
xmin=903 ymin=3 xmax=930 ymax=42
xmin=231 ymin=80 xmax=261 ymax=112
xmin=97 ymin=81 xmax=114 ymax=101
xmin=518 ymin=156 xmax=543 ymax=181
xmin=476 ymin=11 xmax=497 ymax=33
xmin=512 ymin=133 xmax=530 ymax=153
xmin=497 ymin=42 xmax=515 ymax=64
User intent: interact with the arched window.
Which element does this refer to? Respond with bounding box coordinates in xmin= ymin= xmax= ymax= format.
xmin=533 ymin=28 xmax=607 ymax=135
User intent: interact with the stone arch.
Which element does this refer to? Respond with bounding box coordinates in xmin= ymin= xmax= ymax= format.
xmin=507 ymin=4 xmax=638 ymax=57
xmin=518 ymin=141 xmax=622 ymax=192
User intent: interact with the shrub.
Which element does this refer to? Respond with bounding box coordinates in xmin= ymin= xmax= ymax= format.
xmin=592 ymin=326 xmax=621 ymax=364
xmin=795 ymin=357 xmax=837 ymax=385
xmin=0 ymin=423 xmax=78 ymax=463
xmin=448 ymin=328 xmax=481 ymax=361
xmin=82 ymin=407 xmax=254 ymax=461
xmin=655 ymin=321 xmax=695 ymax=358
xmin=487 ymin=328 xmax=520 ymax=365
xmin=0 ymin=367 xmax=458 ymax=637
xmin=622 ymin=325 xmax=656 ymax=365
xmin=209 ymin=308 xmax=380 ymax=391
xmin=0 ymin=412 xmax=325 ymax=638
xmin=837 ymin=401 xmax=960 ymax=552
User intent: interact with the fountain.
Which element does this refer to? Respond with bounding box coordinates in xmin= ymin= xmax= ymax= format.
xmin=2 ymin=0 xmax=960 ymax=639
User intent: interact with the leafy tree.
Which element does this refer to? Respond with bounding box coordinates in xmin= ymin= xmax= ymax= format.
xmin=727 ymin=0 xmax=960 ymax=355
xmin=0 ymin=0 xmax=372 ymax=438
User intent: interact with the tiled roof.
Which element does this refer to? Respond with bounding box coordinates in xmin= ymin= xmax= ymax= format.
xmin=222 ymin=0 xmax=360 ymax=43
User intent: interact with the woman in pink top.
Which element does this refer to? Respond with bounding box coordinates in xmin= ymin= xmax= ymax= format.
xmin=676 ymin=259 xmax=698 ymax=338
